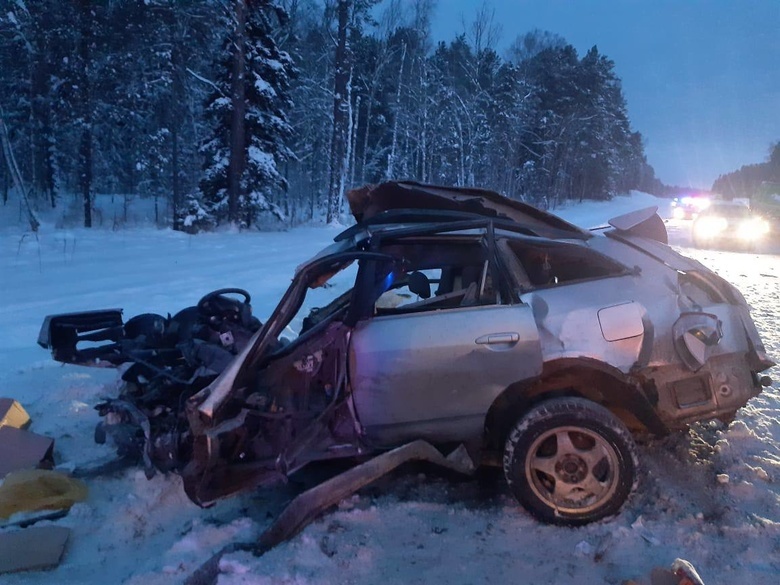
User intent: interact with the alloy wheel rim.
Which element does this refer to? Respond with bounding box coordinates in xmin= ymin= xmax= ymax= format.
xmin=524 ymin=425 xmax=620 ymax=515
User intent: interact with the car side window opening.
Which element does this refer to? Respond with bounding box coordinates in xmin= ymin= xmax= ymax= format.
xmin=283 ymin=260 xmax=361 ymax=341
xmin=505 ymin=239 xmax=628 ymax=289
xmin=372 ymin=240 xmax=498 ymax=314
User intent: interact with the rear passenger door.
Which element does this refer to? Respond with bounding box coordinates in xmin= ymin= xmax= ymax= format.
xmin=348 ymin=238 xmax=542 ymax=447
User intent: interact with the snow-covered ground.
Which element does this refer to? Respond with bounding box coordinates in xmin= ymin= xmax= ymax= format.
xmin=1 ymin=191 xmax=778 ymax=584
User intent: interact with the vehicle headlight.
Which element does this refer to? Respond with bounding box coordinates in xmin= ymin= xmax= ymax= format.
xmin=737 ymin=218 xmax=770 ymax=240
xmin=754 ymin=218 xmax=770 ymax=235
xmin=672 ymin=207 xmax=686 ymax=220
xmin=694 ymin=217 xmax=727 ymax=238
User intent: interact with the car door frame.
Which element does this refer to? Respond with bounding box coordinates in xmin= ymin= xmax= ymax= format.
xmin=345 ymin=224 xmax=544 ymax=448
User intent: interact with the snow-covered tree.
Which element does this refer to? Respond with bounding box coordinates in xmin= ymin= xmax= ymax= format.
xmin=0 ymin=0 xmax=64 ymax=209
xmin=506 ymin=29 xmax=566 ymax=65
xmin=121 ymin=0 xmax=216 ymax=229
xmin=325 ymin=0 xmax=380 ymax=224
xmin=0 ymin=0 xmax=656 ymax=227
xmin=199 ymin=0 xmax=295 ymax=229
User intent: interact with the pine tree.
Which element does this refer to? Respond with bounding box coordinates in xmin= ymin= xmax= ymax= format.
xmin=1 ymin=1 xmax=658 ymax=226
xmin=200 ymin=0 xmax=295 ymax=229
xmin=121 ymin=1 xmax=216 ymax=229
xmin=0 ymin=0 xmax=63 ymax=208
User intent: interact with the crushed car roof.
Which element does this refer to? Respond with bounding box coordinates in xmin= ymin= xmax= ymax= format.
xmin=346 ymin=181 xmax=591 ymax=239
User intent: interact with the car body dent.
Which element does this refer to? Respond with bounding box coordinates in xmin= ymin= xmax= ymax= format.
xmin=520 ymin=276 xmax=650 ymax=374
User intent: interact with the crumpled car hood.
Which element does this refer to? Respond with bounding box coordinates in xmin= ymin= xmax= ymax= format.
xmin=347 ymin=181 xmax=590 ymax=239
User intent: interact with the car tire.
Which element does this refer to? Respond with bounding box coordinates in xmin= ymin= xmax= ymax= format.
xmin=503 ymin=397 xmax=638 ymax=525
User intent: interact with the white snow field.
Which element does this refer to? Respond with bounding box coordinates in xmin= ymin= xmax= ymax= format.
xmin=1 ymin=191 xmax=778 ymax=585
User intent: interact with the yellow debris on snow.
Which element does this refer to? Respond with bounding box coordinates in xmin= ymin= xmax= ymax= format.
xmin=0 ymin=469 xmax=88 ymax=520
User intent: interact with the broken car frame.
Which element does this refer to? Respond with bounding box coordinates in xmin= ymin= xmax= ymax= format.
xmin=39 ymin=181 xmax=774 ymax=526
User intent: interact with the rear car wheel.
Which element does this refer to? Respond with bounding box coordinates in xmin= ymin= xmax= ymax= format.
xmin=503 ymin=397 xmax=638 ymax=525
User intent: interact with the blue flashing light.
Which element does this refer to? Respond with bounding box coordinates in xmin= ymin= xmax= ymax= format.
xmin=382 ymin=271 xmax=394 ymax=292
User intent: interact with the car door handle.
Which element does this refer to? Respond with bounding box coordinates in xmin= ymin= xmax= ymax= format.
xmin=475 ymin=333 xmax=520 ymax=345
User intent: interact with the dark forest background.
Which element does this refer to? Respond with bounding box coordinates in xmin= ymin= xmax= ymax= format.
xmin=712 ymin=143 xmax=780 ymax=211
xmin=0 ymin=0 xmax=682 ymax=231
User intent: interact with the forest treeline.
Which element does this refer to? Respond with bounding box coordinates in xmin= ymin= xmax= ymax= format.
xmin=712 ymin=142 xmax=780 ymax=202
xmin=0 ymin=0 xmax=663 ymax=230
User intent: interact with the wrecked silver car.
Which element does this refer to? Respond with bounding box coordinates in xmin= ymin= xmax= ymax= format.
xmin=39 ymin=181 xmax=774 ymax=525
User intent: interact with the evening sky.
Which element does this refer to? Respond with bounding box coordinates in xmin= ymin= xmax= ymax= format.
xmin=430 ymin=0 xmax=780 ymax=188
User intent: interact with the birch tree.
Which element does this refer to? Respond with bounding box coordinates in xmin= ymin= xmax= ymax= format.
xmin=325 ymin=0 xmax=378 ymax=223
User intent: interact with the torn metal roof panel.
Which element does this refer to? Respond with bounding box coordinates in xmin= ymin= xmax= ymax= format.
xmin=346 ymin=181 xmax=590 ymax=239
